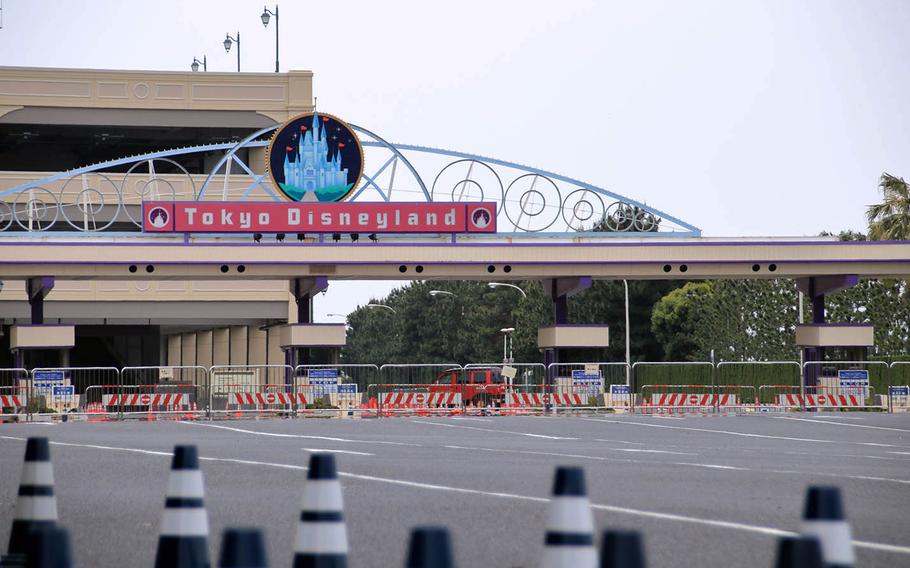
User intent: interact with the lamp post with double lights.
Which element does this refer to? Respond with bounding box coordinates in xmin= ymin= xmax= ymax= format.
xmin=260 ymin=5 xmax=279 ymax=73
xmin=191 ymin=56 xmax=206 ymax=72
xmin=500 ymin=327 xmax=515 ymax=364
xmin=223 ymin=32 xmax=240 ymax=72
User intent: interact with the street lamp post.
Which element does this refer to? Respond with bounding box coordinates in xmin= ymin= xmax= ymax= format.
xmin=223 ymin=31 xmax=241 ymax=72
xmin=500 ymin=328 xmax=515 ymax=364
xmin=260 ymin=5 xmax=279 ymax=73
xmin=623 ymin=279 xmax=631 ymax=386
xmin=488 ymin=282 xmax=527 ymax=298
xmin=191 ymin=56 xmax=207 ymax=72
xmin=366 ymin=303 xmax=397 ymax=314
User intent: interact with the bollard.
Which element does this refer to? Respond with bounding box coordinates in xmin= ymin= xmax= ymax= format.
xmin=154 ymin=445 xmax=211 ymax=568
xmin=24 ymin=525 xmax=73 ymax=568
xmin=541 ymin=466 xmax=597 ymax=568
xmin=599 ymin=530 xmax=645 ymax=568
xmin=774 ymin=536 xmax=824 ymax=568
xmin=800 ymin=486 xmax=855 ymax=568
xmin=218 ymin=528 xmax=268 ymax=568
xmin=293 ymin=453 xmax=348 ymax=568
xmin=405 ymin=527 xmax=455 ymax=568
xmin=7 ymin=438 xmax=58 ymax=557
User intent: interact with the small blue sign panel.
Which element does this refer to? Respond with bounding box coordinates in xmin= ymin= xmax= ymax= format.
xmin=338 ymin=384 xmax=357 ymax=394
xmin=889 ymin=386 xmax=909 ymax=397
xmin=308 ymin=369 xmax=339 ymax=380
xmin=610 ymin=384 xmax=631 ymax=395
xmin=52 ymin=386 xmax=75 ymax=396
xmin=33 ymin=370 xmax=65 ymax=382
xmin=838 ymin=370 xmax=870 ymax=398
xmin=571 ymin=370 xmax=601 ymax=380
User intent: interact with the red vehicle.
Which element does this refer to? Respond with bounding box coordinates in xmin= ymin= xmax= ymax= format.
xmin=430 ymin=367 xmax=508 ymax=406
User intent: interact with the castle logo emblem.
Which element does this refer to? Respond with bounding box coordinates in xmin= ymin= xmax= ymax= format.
xmin=266 ymin=112 xmax=364 ymax=202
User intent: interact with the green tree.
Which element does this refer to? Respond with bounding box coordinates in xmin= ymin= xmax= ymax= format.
xmin=866 ymin=173 xmax=910 ymax=240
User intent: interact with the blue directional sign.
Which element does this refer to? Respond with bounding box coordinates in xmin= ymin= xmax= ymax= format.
xmin=308 ymin=369 xmax=338 ymax=380
xmin=889 ymin=386 xmax=909 ymax=397
xmin=838 ymin=370 xmax=869 ymax=398
xmin=338 ymin=384 xmax=357 ymax=394
xmin=610 ymin=384 xmax=631 ymax=395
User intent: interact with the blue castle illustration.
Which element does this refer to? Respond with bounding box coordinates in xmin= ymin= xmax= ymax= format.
xmin=280 ymin=112 xmax=351 ymax=201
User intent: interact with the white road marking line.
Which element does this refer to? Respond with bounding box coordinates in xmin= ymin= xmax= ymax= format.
xmin=652 ymin=415 xmax=686 ymax=420
xmin=603 ymin=448 xmax=696 ymax=456
xmin=592 ymin=438 xmax=649 ymax=446
xmin=673 ymin=463 xmax=748 ymax=471
xmin=2 ymin=435 xmax=905 ymax=556
xmin=412 ymin=420 xmax=578 ymax=440
xmin=302 ymin=448 xmax=374 ymax=456
xmin=584 ymin=418 xmax=909 ymax=448
xmin=449 ymin=417 xmax=495 ymax=422
xmin=179 ymin=421 xmax=422 ymax=446
xmin=889 ymin=451 xmax=910 ymax=456
xmin=774 ymin=416 xmax=910 ymax=433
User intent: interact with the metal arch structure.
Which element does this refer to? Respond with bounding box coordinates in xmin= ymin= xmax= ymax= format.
xmin=0 ymin=122 xmax=701 ymax=237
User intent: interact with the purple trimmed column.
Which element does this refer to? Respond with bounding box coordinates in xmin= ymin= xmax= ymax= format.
xmin=26 ymin=276 xmax=54 ymax=325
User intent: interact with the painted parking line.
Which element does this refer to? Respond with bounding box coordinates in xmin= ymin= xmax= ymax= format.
xmin=180 ymin=421 xmax=422 ymax=446
xmin=411 ymin=420 xmax=578 ymax=440
xmin=1 ymin=435 xmax=906 ymax=557
xmin=774 ymin=416 xmax=910 ymax=433
xmin=583 ymin=418 xmax=910 ymax=448
xmin=303 ymin=448 xmax=374 ymax=456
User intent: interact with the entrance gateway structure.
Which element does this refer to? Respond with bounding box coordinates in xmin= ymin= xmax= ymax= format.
xmin=0 ymin=66 xmax=906 ymax=379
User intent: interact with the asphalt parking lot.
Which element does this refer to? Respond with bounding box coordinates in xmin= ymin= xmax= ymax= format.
xmin=2 ymin=413 xmax=909 ymax=567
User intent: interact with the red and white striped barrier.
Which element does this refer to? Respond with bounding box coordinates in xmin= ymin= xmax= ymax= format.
xmin=103 ymin=393 xmax=188 ymax=407
xmin=0 ymin=394 xmax=27 ymax=407
xmin=648 ymin=393 xmax=738 ymax=407
xmin=776 ymin=394 xmax=863 ymax=407
xmin=230 ymin=392 xmax=308 ymax=406
xmin=505 ymin=393 xmax=585 ymax=406
xmin=382 ymin=392 xmax=462 ymax=407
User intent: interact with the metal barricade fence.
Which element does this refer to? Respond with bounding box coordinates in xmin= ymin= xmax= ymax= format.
xmin=209 ymin=365 xmax=296 ymax=417
xmin=802 ymin=361 xmax=887 ymax=408
xmin=638 ymin=384 xmax=756 ymax=414
xmin=759 ymin=384 xmax=876 ymax=410
xmin=379 ymin=364 xmax=461 ymax=387
xmin=632 ymin=362 xmax=714 ymax=396
xmin=294 ymin=365 xmax=379 ymax=415
xmin=889 ymin=362 xmax=910 ymax=412
xmin=463 ymin=363 xmax=545 ymax=410
xmin=120 ymin=366 xmax=209 ymax=418
xmin=547 ymin=362 xmax=631 ymax=409
xmin=716 ymin=361 xmax=801 ymax=402
xmin=373 ymin=383 xmax=464 ymax=417
xmin=31 ymin=367 xmax=119 ymax=416
xmin=0 ymin=368 xmax=30 ymax=417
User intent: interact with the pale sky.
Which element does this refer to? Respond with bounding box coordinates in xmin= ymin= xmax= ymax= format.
xmin=2 ymin=0 xmax=909 ymax=319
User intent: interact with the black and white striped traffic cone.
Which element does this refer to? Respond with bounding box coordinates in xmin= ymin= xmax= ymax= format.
xmin=541 ymin=466 xmax=597 ymax=568
xmin=7 ymin=438 xmax=58 ymax=557
xmin=599 ymin=530 xmax=645 ymax=568
xmin=800 ymin=486 xmax=854 ymax=568
xmin=405 ymin=527 xmax=455 ymax=568
xmin=154 ymin=445 xmax=210 ymax=568
xmin=24 ymin=525 xmax=73 ymax=568
xmin=293 ymin=453 xmax=348 ymax=568
xmin=774 ymin=535 xmax=824 ymax=568
xmin=218 ymin=528 xmax=268 ymax=568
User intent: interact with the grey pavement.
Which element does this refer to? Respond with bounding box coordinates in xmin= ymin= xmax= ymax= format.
xmin=1 ymin=413 xmax=909 ymax=567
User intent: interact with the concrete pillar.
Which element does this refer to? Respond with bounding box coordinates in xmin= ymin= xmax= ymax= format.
xmin=167 ymin=335 xmax=182 ymax=367
xmin=248 ymin=326 xmax=267 ymax=366
xmin=181 ymin=333 xmax=197 ymax=367
xmin=213 ymin=328 xmax=230 ymax=366
xmin=229 ymin=326 xmax=248 ymax=365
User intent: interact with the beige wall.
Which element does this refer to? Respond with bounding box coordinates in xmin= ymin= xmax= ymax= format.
xmin=795 ymin=325 xmax=874 ymax=347
xmin=280 ymin=324 xmax=346 ymax=347
xmin=196 ymin=330 xmax=213 ymax=369
xmin=212 ymin=328 xmax=230 ymax=366
xmin=0 ymin=279 xmax=291 ymax=303
xmin=249 ymin=327 xmax=267 ymax=366
xmin=538 ymin=326 xmax=610 ymax=349
xmin=0 ymin=66 xmax=313 ymax=121
xmin=9 ymin=325 xmax=75 ymax=349
xmin=267 ymin=326 xmax=283 ymax=365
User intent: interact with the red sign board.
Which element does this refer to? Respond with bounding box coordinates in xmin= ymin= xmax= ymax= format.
xmin=142 ymin=201 xmax=497 ymax=234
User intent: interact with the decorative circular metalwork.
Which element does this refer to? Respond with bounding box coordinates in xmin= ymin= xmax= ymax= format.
xmin=562 ymin=189 xmax=606 ymax=231
xmin=633 ymin=209 xmax=661 ymax=232
xmin=14 ymin=187 xmax=59 ymax=231
xmin=600 ymin=200 xmax=661 ymax=232
xmin=59 ymin=173 xmax=121 ymax=231
xmin=431 ymin=159 xmax=503 ymax=204
xmin=120 ymin=159 xmax=191 ymax=226
xmin=503 ymin=174 xmax=561 ymax=232
xmin=0 ymin=201 xmax=13 ymax=232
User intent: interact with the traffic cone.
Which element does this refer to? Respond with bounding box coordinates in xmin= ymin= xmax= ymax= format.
xmin=800 ymin=486 xmax=855 ymax=567
xmin=24 ymin=525 xmax=73 ymax=568
xmin=541 ymin=466 xmax=596 ymax=568
xmin=218 ymin=528 xmax=268 ymax=568
xmin=7 ymin=437 xmax=58 ymax=556
xmin=405 ymin=527 xmax=455 ymax=568
xmin=774 ymin=535 xmax=824 ymax=568
xmin=154 ymin=445 xmax=210 ymax=568
xmin=293 ymin=453 xmax=348 ymax=568
xmin=599 ymin=530 xmax=645 ymax=568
